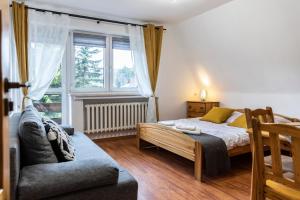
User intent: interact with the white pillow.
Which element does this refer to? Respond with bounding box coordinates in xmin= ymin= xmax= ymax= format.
xmin=274 ymin=115 xmax=292 ymax=124
xmin=225 ymin=111 xmax=243 ymax=123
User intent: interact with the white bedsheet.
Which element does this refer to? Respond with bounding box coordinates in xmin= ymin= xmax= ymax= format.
xmin=159 ymin=118 xmax=250 ymax=150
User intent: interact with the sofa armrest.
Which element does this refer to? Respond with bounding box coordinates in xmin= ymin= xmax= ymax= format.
xmin=60 ymin=125 xmax=75 ymax=135
xmin=18 ymin=158 xmax=119 ymax=200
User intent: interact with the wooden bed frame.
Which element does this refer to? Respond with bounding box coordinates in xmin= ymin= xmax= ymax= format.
xmin=136 ymin=123 xmax=251 ymax=182
xmin=136 ymin=112 xmax=300 ymax=182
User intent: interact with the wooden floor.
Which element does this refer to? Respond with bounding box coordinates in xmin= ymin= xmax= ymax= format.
xmin=97 ymin=137 xmax=252 ymax=200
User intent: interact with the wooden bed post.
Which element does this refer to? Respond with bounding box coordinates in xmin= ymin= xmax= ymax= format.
xmin=194 ymin=141 xmax=203 ymax=182
xmin=136 ymin=123 xmax=141 ymax=149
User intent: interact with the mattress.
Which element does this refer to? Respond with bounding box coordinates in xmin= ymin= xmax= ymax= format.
xmin=159 ymin=118 xmax=250 ymax=150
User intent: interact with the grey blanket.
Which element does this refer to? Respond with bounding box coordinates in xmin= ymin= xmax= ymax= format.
xmin=186 ymin=133 xmax=230 ymax=177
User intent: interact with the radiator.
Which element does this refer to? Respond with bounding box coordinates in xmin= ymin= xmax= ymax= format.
xmin=85 ymin=102 xmax=148 ymax=134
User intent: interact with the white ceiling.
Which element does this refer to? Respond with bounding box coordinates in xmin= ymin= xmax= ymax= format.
xmin=28 ymin=0 xmax=233 ymax=23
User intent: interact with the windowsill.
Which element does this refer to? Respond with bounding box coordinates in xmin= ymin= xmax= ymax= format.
xmin=71 ymin=92 xmax=144 ymax=100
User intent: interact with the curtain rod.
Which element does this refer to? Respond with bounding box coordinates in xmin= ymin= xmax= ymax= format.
xmin=10 ymin=4 xmax=167 ymax=31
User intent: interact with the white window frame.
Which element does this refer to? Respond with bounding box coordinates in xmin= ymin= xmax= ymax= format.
xmin=69 ymin=30 xmax=138 ymax=95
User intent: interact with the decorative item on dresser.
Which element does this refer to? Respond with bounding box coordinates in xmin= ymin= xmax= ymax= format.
xmin=187 ymin=101 xmax=220 ymax=118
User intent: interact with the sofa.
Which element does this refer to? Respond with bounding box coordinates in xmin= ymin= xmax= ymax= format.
xmin=9 ymin=112 xmax=138 ymax=200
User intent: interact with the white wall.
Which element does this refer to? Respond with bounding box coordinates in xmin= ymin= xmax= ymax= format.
xmin=156 ymin=25 xmax=199 ymax=120
xmin=157 ymin=0 xmax=300 ymax=119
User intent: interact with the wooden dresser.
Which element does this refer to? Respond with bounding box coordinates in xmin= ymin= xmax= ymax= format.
xmin=187 ymin=101 xmax=220 ymax=118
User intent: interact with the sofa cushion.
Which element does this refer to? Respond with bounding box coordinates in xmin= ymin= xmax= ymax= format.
xmin=18 ymin=158 xmax=119 ymax=200
xmin=46 ymin=167 xmax=138 ymax=200
xmin=43 ymin=118 xmax=75 ymax=162
xmin=71 ymin=132 xmax=118 ymax=165
xmin=9 ymin=113 xmax=21 ymax=200
xmin=18 ymin=106 xmax=58 ymax=166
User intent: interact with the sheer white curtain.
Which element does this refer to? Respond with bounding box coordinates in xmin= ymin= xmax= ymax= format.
xmin=128 ymin=25 xmax=157 ymax=123
xmin=27 ymin=10 xmax=70 ymax=100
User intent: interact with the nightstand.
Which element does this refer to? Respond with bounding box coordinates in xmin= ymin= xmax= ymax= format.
xmin=187 ymin=101 xmax=220 ymax=118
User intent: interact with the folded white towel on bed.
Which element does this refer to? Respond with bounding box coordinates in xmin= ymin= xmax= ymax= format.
xmin=182 ymin=129 xmax=202 ymax=135
xmin=158 ymin=121 xmax=175 ymax=126
xmin=175 ymin=126 xmax=202 ymax=135
xmin=175 ymin=124 xmax=196 ymax=131
xmin=175 ymin=125 xmax=202 ymax=134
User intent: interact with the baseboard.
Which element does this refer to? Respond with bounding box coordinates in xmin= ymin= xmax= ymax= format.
xmin=87 ymin=129 xmax=136 ymax=141
xmin=93 ymin=135 xmax=136 ymax=142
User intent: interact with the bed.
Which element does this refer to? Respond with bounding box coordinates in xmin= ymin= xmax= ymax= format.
xmin=136 ymin=111 xmax=299 ymax=182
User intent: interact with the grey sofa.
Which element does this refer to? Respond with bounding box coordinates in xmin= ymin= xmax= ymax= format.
xmin=9 ymin=113 xmax=138 ymax=200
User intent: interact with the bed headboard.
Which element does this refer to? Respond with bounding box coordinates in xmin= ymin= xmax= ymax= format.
xmin=274 ymin=113 xmax=300 ymax=122
xmin=232 ymin=108 xmax=300 ymax=122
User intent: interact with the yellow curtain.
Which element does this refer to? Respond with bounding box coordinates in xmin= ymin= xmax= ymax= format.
xmin=12 ymin=1 xmax=29 ymax=96
xmin=143 ymin=24 xmax=163 ymax=92
xmin=143 ymin=24 xmax=164 ymax=120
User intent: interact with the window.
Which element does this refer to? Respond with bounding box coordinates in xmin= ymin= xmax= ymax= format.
xmin=33 ymin=66 xmax=64 ymax=124
xmin=32 ymin=31 xmax=137 ymax=124
xmin=112 ymin=37 xmax=137 ymax=89
xmin=72 ymin=32 xmax=137 ymax=93
xmin=73 ymin=33 xmax=105 ymax=89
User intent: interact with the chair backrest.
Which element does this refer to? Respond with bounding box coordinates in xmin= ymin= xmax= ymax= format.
xmin=251 ymin=118 xmax=300 ymax=193
xmin=245 ymin=107 xmax=274 ymax=129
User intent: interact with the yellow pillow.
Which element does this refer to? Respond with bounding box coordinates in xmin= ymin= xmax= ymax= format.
xmin=228 ymin=114 xmax=247 ymax=128
xmin=201 ymin=107 xmax=233 ymax=124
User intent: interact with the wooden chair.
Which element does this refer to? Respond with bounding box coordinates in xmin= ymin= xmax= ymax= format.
xmin=250 ymin=118 xmax=300 ymax=200
xmin=246 ymin=107 xmax=293 ymax=152
xmin=245 ymin=107 xmax=275 ymax=129
xmin=245 ymin=107 xmax=286 ymax=199
xmin=245 ymin=107 xmax=273 ymax=199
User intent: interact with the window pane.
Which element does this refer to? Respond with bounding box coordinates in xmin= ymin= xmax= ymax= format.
xmin=33 ymin=94 xmax=62 ymax=124
xmin=74 ymin=44 xmax=105 ymax=89
xmin=112 ymin=37 xmax=137 ymax=89
xmin=50 ymin=65 xmax=62 ymax=88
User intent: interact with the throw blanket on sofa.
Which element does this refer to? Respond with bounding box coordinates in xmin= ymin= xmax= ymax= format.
xmin=186 ymin=132 xmax=231 ymax=177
